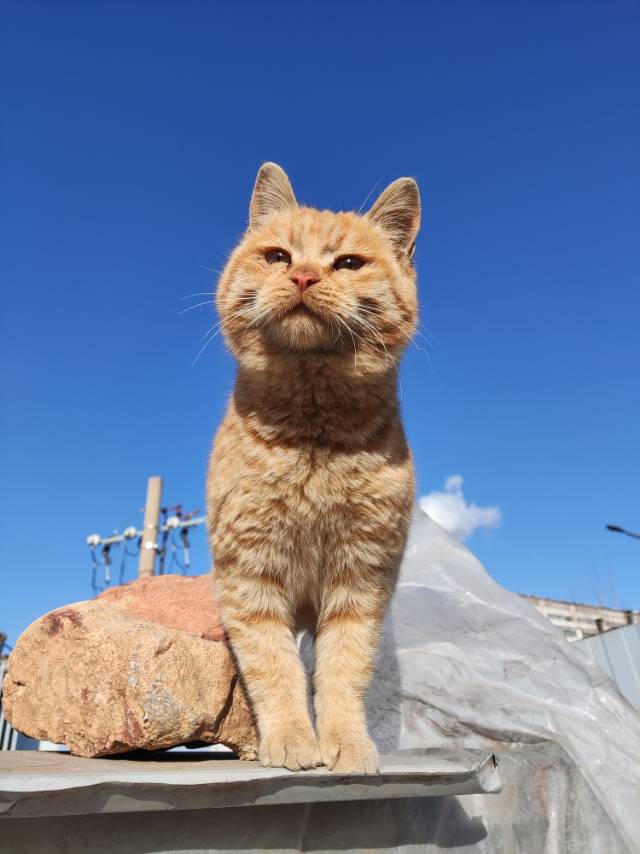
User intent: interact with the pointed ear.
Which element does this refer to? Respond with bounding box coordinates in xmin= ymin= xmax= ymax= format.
xmin=367 ymin=178 xmax=421 ymax=261
xmin=249 ymin=162 xmax=297 ymax=229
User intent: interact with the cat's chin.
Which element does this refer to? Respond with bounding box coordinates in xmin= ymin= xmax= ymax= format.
xmin=263 ymin=306 xmax=337 ymax=353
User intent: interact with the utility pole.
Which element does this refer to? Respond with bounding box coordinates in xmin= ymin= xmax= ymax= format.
xmin=139 ymin=476 xmax=163 ymax=578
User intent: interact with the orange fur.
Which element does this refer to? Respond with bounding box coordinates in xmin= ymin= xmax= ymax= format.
xmin=207 ymin=163 xmax=420 ymax=773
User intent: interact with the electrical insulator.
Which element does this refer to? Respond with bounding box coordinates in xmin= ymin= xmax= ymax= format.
xmin=87 ymin=534 xmax=101 ymax=548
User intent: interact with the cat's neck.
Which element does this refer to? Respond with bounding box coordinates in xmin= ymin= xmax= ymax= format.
xmin=233 ymin=354 xmax=400 ymax=447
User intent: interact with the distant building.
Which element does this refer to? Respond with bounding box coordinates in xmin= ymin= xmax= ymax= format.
xmin=578 ymin=623 xmax=640 ymax=709
xmin=521 ymin=595 xmax=640 ymax=643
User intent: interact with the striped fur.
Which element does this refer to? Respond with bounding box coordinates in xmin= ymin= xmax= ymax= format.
xmin=207 ymin=163 xmax=420 ymax=773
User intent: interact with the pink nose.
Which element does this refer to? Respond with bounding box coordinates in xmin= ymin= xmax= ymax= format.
xmin=290 ymin=268 xmax=320 ymax=292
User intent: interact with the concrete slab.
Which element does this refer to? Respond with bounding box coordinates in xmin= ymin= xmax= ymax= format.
xmin=0 ymin=749 xmax=500 ymax=818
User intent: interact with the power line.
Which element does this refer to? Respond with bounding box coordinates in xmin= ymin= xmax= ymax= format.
xmin=86 ymin=514 xmax=205 ymax=549
xmin=86 ymin=476 xmax=206 ymax=591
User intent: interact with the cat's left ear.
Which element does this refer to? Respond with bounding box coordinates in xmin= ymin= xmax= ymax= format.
xmin=249 ymin=162 xmax=297 ymax=229
xmin=367 ymin=178 xmax=421 ymax=262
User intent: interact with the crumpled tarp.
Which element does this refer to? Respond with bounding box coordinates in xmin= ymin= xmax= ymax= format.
xmin=357 ymin=509 xmax=640 ymax=853
xmin=162 ymin=511 xmax=640 ymax=853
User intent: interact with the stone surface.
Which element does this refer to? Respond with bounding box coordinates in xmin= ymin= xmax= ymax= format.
xmin=97 ymin=574 xmax=226 ymax=642
xmin=2 ymin=576 xmax=257 ymax=758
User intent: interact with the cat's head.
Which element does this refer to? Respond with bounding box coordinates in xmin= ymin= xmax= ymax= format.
xmin=217 ymin=163 xmax=420 ymax=373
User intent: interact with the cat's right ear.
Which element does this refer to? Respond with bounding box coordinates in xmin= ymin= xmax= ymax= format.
xmin=249 ymin=162 xmax=297 ymax=229
xmin=367 ymin=177 xmax=421 ymax=262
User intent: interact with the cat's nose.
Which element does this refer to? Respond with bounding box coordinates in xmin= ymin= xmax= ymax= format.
xmin=290 ymin=267 xmax=320 ymax=292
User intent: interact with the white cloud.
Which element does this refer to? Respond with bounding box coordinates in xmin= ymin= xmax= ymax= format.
xmin=418 ymin=475 xmax=501 ymax=541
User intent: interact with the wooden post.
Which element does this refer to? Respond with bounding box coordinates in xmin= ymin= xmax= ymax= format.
xmin=138 ymin=476 xmax=163 ymax=578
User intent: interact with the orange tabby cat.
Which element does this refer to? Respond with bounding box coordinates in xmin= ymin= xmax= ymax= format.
xmin=207 ymin=163 xmax=420 ymax=773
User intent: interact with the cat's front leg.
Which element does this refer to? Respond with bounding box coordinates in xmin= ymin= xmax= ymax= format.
xmin=313 ymin=593 xmax=386 ymax=774
xmin=215 ymin=576 xmax=321 ymax=771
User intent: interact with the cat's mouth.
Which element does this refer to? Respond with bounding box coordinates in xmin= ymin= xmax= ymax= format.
xmin=262 ymin=299 xmax=337 ymax=352
xmin=287 ymin=303 xmax=314 ymax=317
xmin=278 ymin=300 xmax=327 ymax=328
xmin=279 ymin=299 xmax=328 ymax=325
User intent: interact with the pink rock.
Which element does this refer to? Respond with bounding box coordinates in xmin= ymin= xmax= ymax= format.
xmin=97 ymin=574 xmax=226 ymax=642
xmin=2 ymin=575 xmax=257 ymax=758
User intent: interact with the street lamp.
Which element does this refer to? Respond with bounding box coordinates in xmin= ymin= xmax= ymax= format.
xmin=606 ymin=524 xmax=640 ymax=541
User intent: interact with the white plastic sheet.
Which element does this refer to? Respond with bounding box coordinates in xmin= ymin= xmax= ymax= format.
xmin=359 ymin=510 xmax=640 ymax=852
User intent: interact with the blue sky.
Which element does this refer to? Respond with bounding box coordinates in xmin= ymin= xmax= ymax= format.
xmin=2 ymin=1 xmax=639 ymax=647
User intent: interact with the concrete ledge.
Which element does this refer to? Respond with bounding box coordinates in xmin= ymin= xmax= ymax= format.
xmin=0 ymin=749 xmax=501 ymax=818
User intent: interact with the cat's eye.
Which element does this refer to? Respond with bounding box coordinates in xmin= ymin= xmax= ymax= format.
xmin=333 ymin=255 xmax=365 ymax=271
xmin=264 ymin=248 xmax=292 ymax=265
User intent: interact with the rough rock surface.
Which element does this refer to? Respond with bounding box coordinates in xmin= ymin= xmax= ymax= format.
xmin=2 ymin=575 xmax=257 ymax=758
xmin=97 ymin=574 xmax=226 ymax=642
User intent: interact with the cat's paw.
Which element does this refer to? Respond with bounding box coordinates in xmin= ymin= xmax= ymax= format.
xmin=259 ymin=726 xmax=322 ymax=771
xmin=238 ymin=744 xmax=259 ymax=761
xmin=320 ymin=733 xmax=379 ymax=774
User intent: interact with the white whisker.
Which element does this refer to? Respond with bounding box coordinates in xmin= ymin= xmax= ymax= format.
xmin=190 ymin=330 xmax=218 ymax=367
xmin=179 ymin=292 xmax=215 ymax=301
xmin=354 ymin=305 xmax=437 ymax=374
xmin=334 ymin=315 xmax=359 ymax=371
xmin=179 ymin=300 xmax=215 ymax=315
xmin=355 ymin=314 xmax=404 ymax=398
xmin=247 ymin=306 xmax=273 ymax=328
xmin=413 ymin=340 xmax=436 ymax=376
xmin=357 ymin=178 xmax=382 ymax=214
xmin=202 ymin=320 xmax=223 ymax=339
xmin=190 ymin=315 xmax=239 ymax=366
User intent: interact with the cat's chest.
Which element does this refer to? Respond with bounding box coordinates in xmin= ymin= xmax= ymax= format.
xmin=210 ymin=409 xmax=403 ymax=521
xmin=260 ymin=445 xmax=357 ymax=510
